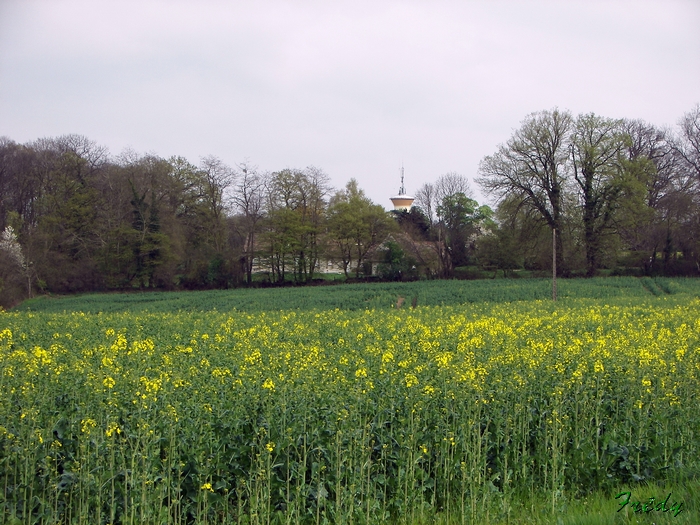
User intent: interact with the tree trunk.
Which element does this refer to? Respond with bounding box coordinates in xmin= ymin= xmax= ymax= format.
xmin=552 ymin=228 xmax=557 ymax=301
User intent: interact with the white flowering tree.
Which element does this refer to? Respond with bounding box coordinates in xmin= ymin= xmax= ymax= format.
xmin=0 ymin=226 xmax=32 ymax=298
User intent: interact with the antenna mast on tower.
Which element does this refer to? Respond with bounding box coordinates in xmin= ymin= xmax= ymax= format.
xmin=390 ymin=164 xmax=415 ymax=211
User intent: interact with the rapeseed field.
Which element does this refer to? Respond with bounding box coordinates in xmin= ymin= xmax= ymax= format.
xmin=1 ymin=281 xmax=699 ymax=524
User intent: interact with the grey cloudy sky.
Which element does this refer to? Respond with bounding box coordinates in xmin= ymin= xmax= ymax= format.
xmin=1 ymin=0 xmax=699 ymax=209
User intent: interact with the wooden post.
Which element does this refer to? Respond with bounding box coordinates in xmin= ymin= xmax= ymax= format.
xmin=552 ymin=228 xmax=557 ymax=301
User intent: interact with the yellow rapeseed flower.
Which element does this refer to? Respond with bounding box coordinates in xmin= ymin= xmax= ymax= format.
xmin=405 ymin=374 xmax=418 ymax=388
xmin=106 ymin=422 xmax=121 ymax=437
xmin=81 ymin=418 xmax=97 ymax=434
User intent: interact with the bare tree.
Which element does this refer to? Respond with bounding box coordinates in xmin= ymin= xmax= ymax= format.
xmin=414 ymin=182 xmax=436 ymax=225
xmin=477 ymin=109 xmax=573 ymax=274
xmin=199 ymin=155 xmax=233 ymax=254
xmin=301 ymin=166 xmax=332 ymax=281
xmin=414 ymin=172 xmax=473 ymax=225
xmin=410 ymin=173 xmax=474 ymax=276
xmin=231 ymin=161 xmax=265 ymax=284
xmin=435 ymin=172 xmax=473 ymax=201
xmin=672 ymin=104 xmax=700 ymax=182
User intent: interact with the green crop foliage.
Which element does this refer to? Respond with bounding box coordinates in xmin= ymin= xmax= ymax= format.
xmin=14 ymin=276 xmax=700 ymax=314
xmin=1 ymin=278 xmax=699 ymax=524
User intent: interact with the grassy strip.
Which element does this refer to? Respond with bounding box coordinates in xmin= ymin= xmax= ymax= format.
xmin=13 ymin=276 xmax=700 ymax=313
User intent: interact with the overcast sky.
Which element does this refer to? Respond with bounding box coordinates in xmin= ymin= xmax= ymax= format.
xmin=1 ymin=0 xmax=699 ymax=209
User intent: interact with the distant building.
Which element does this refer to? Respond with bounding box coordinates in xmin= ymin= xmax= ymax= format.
xmin=390 ymin=166 xmax=414 ymax=211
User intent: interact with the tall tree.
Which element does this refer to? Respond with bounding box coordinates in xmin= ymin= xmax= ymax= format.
xmin=231 ymin=161 xmax=265 ymax=284
xmin=262 ymin=169 xmax=305 ymax=283
xmin=569 ymin=114 xmax=627 ymax=276
xmin=199 ymin=155 xmax=233 ymax=256
xmin=29 ymin=136 xmax=108 ymax=291
xmin=301 ymin=166 xmax=332 ymax=282
xmin=126 ymin=181 xmax=170 ymax=288
xmin=477 ymin=109 xmax=573 ymax=274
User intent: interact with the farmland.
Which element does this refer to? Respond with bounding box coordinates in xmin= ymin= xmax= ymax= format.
xmin=1 ymin=277 xmax=700 ymax=524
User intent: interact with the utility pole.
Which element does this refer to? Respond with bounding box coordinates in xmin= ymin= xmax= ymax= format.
xmin=552 ymin=228 xmax=557 ymax=301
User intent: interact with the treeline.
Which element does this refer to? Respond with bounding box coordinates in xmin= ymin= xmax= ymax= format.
xmin=474 ymin=106 xmax=700 ymax=278
xmin=0 ymin=136 xmax=414 ymax=307
xmin=0 ymin=104 xmax=699 ymax=306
